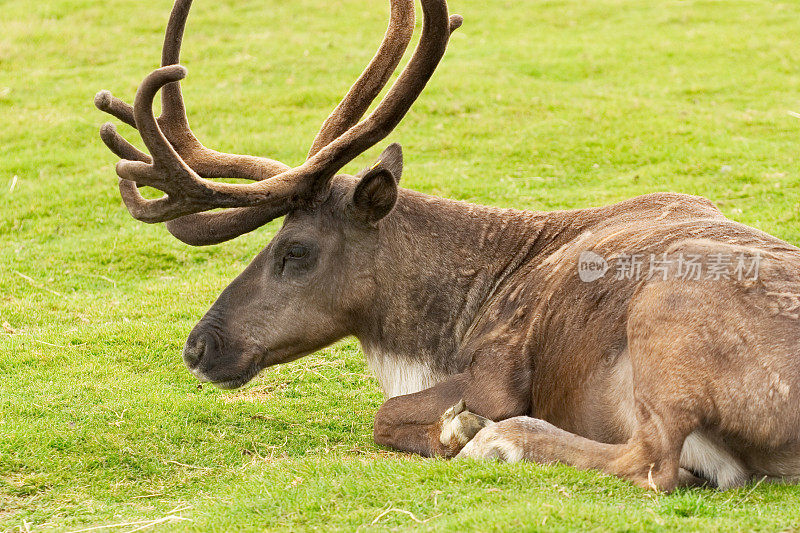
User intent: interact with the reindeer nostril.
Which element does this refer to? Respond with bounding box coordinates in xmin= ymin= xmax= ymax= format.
xmin=183 ymin=332 xmax=216 ymax=369
xmin=182 ymin=340 xmax=202 ymax=369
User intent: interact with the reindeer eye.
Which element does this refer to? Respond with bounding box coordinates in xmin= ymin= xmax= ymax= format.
xmin=286 ymin=245 xmax=309 ymax=260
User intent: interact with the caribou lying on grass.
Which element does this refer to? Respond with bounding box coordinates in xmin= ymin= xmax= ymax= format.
xmin=94 ymin=0 xmax=800 ymax=492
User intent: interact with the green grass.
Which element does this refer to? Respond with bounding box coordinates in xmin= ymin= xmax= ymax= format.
xmin=2 ymin=0 xmax=800 ymax=530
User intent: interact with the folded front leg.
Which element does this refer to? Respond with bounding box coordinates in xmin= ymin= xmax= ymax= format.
xmin=373 ymin=362 xmax=531 ymax=457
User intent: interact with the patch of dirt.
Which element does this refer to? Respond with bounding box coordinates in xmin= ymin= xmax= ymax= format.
xmin=221 ymin=382 xmax=287 ymax=404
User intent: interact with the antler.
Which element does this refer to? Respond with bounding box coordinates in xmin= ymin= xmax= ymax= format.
xmin=164 ymin=0 xmax=415 ymax=245
xmin=95 ymin=0 xmax=461 ymax=241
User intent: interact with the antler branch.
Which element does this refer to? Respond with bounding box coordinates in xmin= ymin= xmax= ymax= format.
xmin=95 ymin=0 xmax=460 ymax=238
xmin=95 ymin=0 xmax=290 ymax=184
xmin=308 ymin=0 xmax=415 ymax=157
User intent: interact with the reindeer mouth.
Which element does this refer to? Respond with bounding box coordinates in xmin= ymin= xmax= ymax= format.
xmin=209 ymin=362 xmax=264 ymax=390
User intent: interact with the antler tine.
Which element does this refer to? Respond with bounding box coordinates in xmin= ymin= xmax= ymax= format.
xmin=94 ymin=0 xmax=192 ymax=128
xmin=308 ymin=0 xmax=415 ymax=158
xmin=127 ymin=65 xmax=194 ymax=191
xmin=295 ymin=0 xmax=461 ymax=194
xmin=93 ymin=0 xmax=190 ymax=130
xmin=164 ymin=207 xmax=291 ymax=246
xmin=118 ymin=179 xmax=177 ymax=224
xmin=90 ymin=0 xmax=191 ymax=130
xmin=94 ymin=90 xmax=136 ymax=128
xmin=100 ymin=122 xmax=151 ymax=164
xmin=157 ymin=0 xmax=197 ymax=133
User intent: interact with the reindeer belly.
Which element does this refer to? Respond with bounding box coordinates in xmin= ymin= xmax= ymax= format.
xmin=560 ymin=350 xmax=638 ymax=444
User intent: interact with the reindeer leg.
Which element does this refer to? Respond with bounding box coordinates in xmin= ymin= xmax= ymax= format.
xmin=372 ymin=375 xmax=489 ymax=457
xmin=373 ymin=365 xmax=530 ymax=457
xmin=456 ymin=411 xmax=699 ymax=492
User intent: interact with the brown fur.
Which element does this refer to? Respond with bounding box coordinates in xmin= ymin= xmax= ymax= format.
xmin=94 ymin=0 xmax=800 ymax=491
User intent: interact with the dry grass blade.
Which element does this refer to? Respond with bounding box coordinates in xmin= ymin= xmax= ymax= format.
xmin=371 ymin=506 xmax=428 ymax=525
xmin=66 ymin=506 xmax=192 ymax=533
xmin=121 ymin=514 xmax=192 ymax=533
xmin=13 ymin=271 xmax=65 ymax=298
xmin=34 ymin=339 xmax=86 ymax=349
xmin=165 ymin=460 xmax=212 ymax=471
xmin=723 ymin=475 xmax=769 ymax=507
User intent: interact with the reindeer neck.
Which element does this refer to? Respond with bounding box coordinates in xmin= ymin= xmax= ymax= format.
xmin=355 ymin=188 xmax=580 ymax=397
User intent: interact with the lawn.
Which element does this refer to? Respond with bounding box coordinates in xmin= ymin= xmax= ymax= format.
xmin=2 ymin=0 xmax=800 ymax=530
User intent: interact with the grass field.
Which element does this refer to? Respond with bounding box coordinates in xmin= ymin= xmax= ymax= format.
xmin=3 ymin=0 xmax=800 ymax=530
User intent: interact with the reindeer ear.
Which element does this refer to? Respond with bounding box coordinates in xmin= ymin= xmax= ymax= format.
xmin=350 ymin=143 xmax=402 ymax=223
xmin=355 ymin=143 xmax=403 ymax=183
xmin=376 ymin=143 xmax=403 ymax=183
xmin=351 ymin=163 xmax=399 ymax=223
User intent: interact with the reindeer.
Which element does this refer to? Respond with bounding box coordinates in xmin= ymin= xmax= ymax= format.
xmin=94 ymin=0 xmax=800 ymax=492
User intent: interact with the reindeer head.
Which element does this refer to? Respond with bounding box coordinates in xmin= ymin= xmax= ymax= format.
xmin=95 ymin=0 xmax=461 ymax=388
xmin=179 ymin=148 xmax=406 ymax=389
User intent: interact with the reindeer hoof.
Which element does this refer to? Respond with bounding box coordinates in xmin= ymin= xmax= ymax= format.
xmin=456 ymin=423 xmax=526 ymax=463
xmin=439 ymin=401 xmax=493 ymax=450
